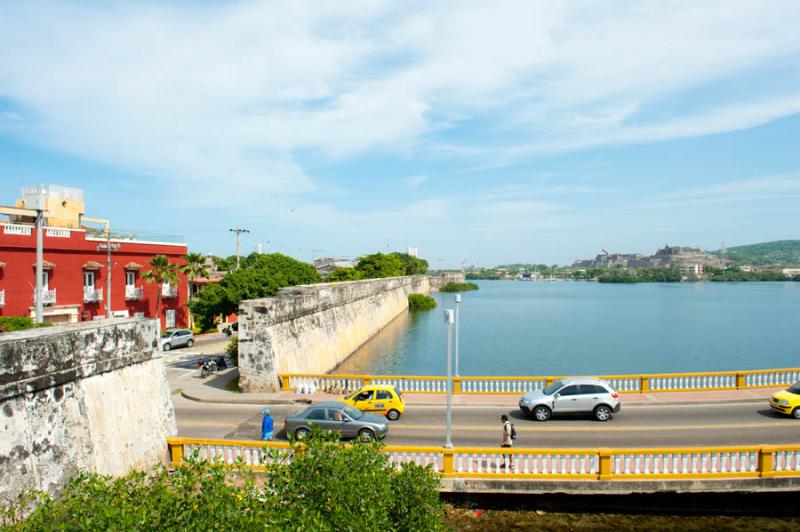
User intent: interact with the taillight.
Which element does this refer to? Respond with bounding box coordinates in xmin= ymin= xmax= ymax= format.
xmin=611 ymin=393 xmax=619 ymax=399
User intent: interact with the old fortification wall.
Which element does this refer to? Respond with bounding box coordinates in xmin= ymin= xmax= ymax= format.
xmin=0 ymin=318 xmax=176 ymax=503
xmin=238 ymin=274 xmax=463 ymax=392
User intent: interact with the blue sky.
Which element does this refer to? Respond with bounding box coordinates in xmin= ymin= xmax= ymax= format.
xmin=1 ymin=1 xmax=799 ymax=267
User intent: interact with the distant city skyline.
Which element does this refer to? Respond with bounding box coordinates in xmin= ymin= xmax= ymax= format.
xmin=1 ymin=2 xmax=799 ymax=268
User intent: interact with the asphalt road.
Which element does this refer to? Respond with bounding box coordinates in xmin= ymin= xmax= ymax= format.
xmin=172 ymin=395 xmax=800 ymax=448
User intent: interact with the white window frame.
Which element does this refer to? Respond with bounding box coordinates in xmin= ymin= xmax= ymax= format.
xmin=83 ymin=271 xmax=95 ymax=288
xmin=42 ymin=271 xmax=50 ymax=291
xmin=126 ymin=271 xmax=136 ymax=287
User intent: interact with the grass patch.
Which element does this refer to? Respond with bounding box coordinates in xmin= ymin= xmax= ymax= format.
xmin=439 ymin=281 xmax=479 ymax=292
xmin=408 ymin=293 xmax=437 ymax=311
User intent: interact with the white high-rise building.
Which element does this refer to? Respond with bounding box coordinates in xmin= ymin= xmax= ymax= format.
xmin=407 ymin=246 xmax=419 ymax=257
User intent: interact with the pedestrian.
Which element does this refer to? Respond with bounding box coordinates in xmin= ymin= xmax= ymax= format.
xmin=500 ymin=414 xmax=514 ymax=470
xmin=261 ymin=408 xmax=274 ymax=441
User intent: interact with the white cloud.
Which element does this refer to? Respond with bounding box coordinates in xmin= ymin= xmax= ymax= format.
xmin=405 ymin=174 xmax=428 ymax=188
xmin=0 ymin=0 xmax=798 ymax=209
xmin=648 ymin=174 xmax=800 ymax=207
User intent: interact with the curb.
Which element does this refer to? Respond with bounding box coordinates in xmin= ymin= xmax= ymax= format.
xmin=179 ymin=390 xmax=770 ymax=408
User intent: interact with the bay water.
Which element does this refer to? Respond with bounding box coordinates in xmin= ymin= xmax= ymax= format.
xmin=333 ymin=281 xmax=800 ymax=376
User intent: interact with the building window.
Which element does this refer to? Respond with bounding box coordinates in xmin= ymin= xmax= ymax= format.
xmin=83 ymin=271 xmax=95 ymax=288
xmin=126 ymin=271 xmax=136 ymax=286
xmin=42 ymin=271 xmax=49 ymax=290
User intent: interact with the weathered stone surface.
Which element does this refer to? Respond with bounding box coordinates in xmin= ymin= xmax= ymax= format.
xmin=238 ymin=274 xmax=463 ymax=392
xmin=0 ymin=318 xmax=176 ymax=504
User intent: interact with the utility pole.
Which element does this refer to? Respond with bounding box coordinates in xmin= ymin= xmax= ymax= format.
xmin=444 ymin=309 xmax=454 ymax=449
xmin=229 ymin=228 xmax=250 ymax=269
xmin=454 ymin=294 xmax=461 ymax=376
xmin=34 ymin=210 xmax=44 ymax=324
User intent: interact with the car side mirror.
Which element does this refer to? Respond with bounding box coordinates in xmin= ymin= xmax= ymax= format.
xmin=554 ymin=393 xmax=561 ymax=399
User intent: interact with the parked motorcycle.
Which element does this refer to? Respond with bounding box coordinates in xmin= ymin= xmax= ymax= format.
xmin=197 ymin=356 xmax=227 ymax=377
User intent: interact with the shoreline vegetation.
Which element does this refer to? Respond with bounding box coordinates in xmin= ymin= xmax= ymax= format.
xmin=408 ymin=293 xmax=437 ymax=311
xmin=439 ymin=282 xmax=480 ymax=292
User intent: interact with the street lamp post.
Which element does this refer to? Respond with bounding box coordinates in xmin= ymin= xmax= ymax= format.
xmin=454 ymin=294 xmax=461 ymax=377
xmin=444 ymin=309 xmax=454 ymax=449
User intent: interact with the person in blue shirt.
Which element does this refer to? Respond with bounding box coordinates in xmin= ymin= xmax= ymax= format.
xmin=261 ymin=408 xmax=274 ymax=441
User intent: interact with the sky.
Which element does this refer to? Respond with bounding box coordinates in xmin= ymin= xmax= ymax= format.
xmin=1 ymin=1 xmax=799 ymax=268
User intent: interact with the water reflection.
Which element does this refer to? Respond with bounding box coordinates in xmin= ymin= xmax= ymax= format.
xmin=333 ymin=311 xmax=415 ymax=374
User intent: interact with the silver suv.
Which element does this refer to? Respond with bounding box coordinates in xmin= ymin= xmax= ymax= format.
xmin=519 ymin=378 xmax=621 ymax=422
xmin=160 ymin=329 xmax=194 ymax=351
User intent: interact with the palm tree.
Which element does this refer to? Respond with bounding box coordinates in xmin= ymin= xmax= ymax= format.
xmin=180 ymin=252 xmax=210 ymax=328
xmin=141 ymin=255 xmax=179 ymax=326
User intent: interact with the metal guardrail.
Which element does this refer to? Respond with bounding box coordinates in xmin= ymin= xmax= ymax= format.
xmin=166 ymin=438 xmax=800 ymax=480
xmin=278 ymin=367 xmax=800 ymax=395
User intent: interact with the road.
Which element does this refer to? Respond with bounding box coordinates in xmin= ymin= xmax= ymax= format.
xmin=172 ymin=394 xmax=800 ymax=448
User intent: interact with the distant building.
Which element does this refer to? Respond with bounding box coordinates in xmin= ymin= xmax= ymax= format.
xmin=573 ymin=245 xmax=721 ymax=270
xmin=313 ymin=257 xmax=356 ymax=277
xmin=0 ymin=185 xmax=188 ymax=327
xmin=783 ymin=268 xmax=800 ymax=277
xmin=407 ymin=246 xmax=419 ymax=258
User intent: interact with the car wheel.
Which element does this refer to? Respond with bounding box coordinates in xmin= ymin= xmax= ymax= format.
xmin=387 ymin=409 xmax=401 ymax=421
xmin=295 ymin=427 xmax=311 ymax=440
xmin=358 ymin=429 xmax=376 ymax=442
xmin=163 ymin=343 xmax=171 ymax=351
xmin=533 ymin=405 xmax=551 ymax=422
xmin=793 ymin=408 xmax=800 ymax=419
xmin=594 ymin=405 xmax=612 ymax=422
xmin=187 ymin=339 xmax=194 ymax=347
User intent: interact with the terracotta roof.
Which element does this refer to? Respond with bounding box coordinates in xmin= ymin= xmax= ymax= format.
xmin=82 ymin=260 xmax=103 ymax=270
xmin=124 ymin=262 xmax=144 ymax=270
xmin=32 ymin=260 xmax=56 ymax=269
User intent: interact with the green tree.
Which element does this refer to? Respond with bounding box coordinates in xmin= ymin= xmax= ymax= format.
xmin=180 ymin=253 xmax=210 ymax=329
xmin=188 ymin=253 xmax=320 ymax=330
xmin=408 ymin=293 xmax=437 ymax=310
xmin=141 ymin=255 xmax=179 ymax=322
xmin=355 ymin=253 xmax=405 ymax=279
xmin=327 ymin=267 xmax=363 ymax=282
xmin=390 ymin=252 xmax=429 ymax=275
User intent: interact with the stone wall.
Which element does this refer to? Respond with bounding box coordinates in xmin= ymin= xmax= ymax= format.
xmin=239 ymin=275 xmax=463 ymax=392
xmin=0 ymin=318 xmax=176 ymax=503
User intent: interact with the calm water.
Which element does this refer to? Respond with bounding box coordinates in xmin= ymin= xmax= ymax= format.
xmin=334 ymin=281 xmax=800 ymax=376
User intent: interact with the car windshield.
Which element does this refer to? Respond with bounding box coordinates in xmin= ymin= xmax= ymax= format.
xmin=542 ymin=380 xmax=564 ymax=395
xmin=341 ymin=404 xmax=363 ymax=420
xmin=787 ymin=383 xmax=800 ymax=395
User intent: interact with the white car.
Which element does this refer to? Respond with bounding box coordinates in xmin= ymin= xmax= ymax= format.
xmin=519 ymin=378 xmax=621 ymax=421
xmin=160 ymin=329 xmax=194 ymax=351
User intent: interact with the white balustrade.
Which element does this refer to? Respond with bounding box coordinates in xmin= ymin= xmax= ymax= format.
xmin=83 ymin=286 xmax=103 ymax=303
xmin=2 ymin=223 xmax=32 ymax=236
xmin=181 ymin=443 xmax=291 ymax=467
xmin=161 ymin=284 xmax=178 ymax=298
xmin=649 ymin=373 xmax=736 ymax=391
xmin=125 ymin=285 xmax=144 ymax=300
xmin=34 ymin=289 xmax=56 ymax=305
xmin=386 ymin=451 xmax=442 ymax=472
xmin=453 ymin=452 xmax=597 ymax=476
xmin=746 ymin=370 xmax=800 ymax=388
xmin=611 ymin=451 xmax=759 ymax=476
xmin=45 ymin=227 xmax=71 ymax=238
xmin=460 ymin=379 xmax=547 ymax=393
xmin=0 ymin=289 xmax=4 ymax=308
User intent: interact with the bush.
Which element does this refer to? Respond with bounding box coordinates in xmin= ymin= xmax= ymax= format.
xmin=0 ymin=317 xmax=52 ymax=334
xmin=225 ymin=336 xmax=238 ymax=366
xmin=438 ymin=282 xmax=479 ymax=292
xmin=408 ymin=294 xmax=437 ymax=311
xmin=3 ymin=430 xmax=445 ymax=531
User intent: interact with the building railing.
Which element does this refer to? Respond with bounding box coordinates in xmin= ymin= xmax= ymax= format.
xmin=166 ymin=438 xmax=800 ymax=480
xmin=125 ymin=285 xmax=144 ymax=300
xmin=33 ymin=289 xmax=56 ymax=305
xmin=2 ymin=223 xmax=32 ymax=236
xmin=277 ymin=367 xmax=800 ymax=395
xmin=161 ymin=284 xmax=178 ymax=298
xmin=45 ymin=227 xmax=71 ymax=238
xmin=0 ymin=289 xmax=4 ymax=308
xmin=83 ymin=286 xmax=103 ymax=303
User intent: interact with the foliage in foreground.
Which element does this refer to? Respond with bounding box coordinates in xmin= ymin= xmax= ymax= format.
xmin=439 ymin=282 xmax=480 ymax=292
xmin=225 ymin=336 xmax=239 ymax=366
xmin=327 ymin=252 xmax=429 ymax=282
xmin=0 ymin=317 xmax=52 ymax=333
xmin=408 ymin=293 xmax=437 ymax=311
xmin=3 ymin=431 xmax=444 ymax=531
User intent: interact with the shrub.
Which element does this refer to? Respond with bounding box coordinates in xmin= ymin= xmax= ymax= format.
xmin=0 ymin=317 xmax=52 ymax=334
xmin=408 ymin=294 xmax=437 ymax=311
xmin=438 ymin=282 xmax=479 ymax=292
xmin=225 ymin=336 xmax=239 ymax=366
xmin=3 ymin=430 xmax=445 ymax=531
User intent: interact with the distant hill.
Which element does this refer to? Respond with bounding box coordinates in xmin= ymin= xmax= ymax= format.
xmin=715 ymin=240 xmax=800 ymax=265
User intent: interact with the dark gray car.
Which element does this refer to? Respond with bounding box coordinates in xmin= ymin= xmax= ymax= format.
xmin=283 ymin=401 xmax=389 ymax=442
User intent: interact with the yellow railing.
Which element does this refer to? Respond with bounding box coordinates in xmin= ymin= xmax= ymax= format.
xmin=277 ymin=367 xmax=800 ymax=395
xmin=167 ymin=437 xmax=800 ymax=480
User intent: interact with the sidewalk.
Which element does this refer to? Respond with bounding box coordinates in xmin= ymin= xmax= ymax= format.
xmin=178 ymin=368 xmax=782 ymax=407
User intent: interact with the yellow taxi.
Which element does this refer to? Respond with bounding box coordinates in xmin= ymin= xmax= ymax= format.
xmin=769 ymin=381 xmax=800 ymax=418
xmin=340 ymin=384 xmax=406 ymax=420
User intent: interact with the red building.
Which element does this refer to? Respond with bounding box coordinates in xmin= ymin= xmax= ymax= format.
xmin=0 ymin=185 xmax=188 ymax=328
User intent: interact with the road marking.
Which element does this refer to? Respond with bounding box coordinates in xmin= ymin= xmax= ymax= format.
xmin=391 ymin=421 xmax=800 ymax=432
